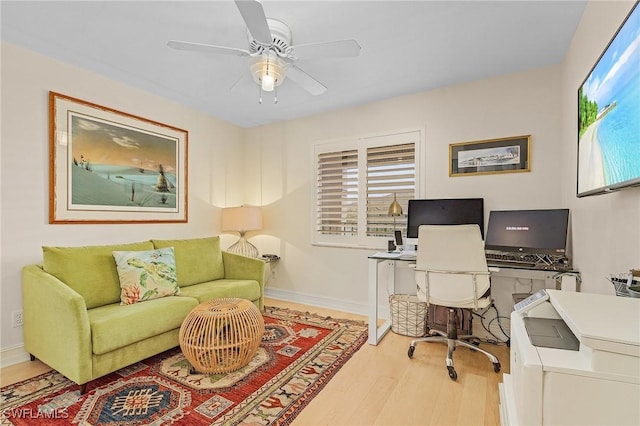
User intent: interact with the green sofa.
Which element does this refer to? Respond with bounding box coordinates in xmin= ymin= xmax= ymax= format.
xmin=22 ymin=236 xmax=265 ymax=393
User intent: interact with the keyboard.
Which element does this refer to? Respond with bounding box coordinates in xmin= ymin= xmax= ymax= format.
xmin=487 ymin=258 xmax=537 ymax=269
xmin=485 ymin=251 xmax=572 ymax=271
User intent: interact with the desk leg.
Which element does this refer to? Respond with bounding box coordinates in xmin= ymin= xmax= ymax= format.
xmin=368 ymin=258 xmax=392 ymax=345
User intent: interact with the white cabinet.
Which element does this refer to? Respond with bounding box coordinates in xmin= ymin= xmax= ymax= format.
xmin=500 ymin=290 xmax=640 ymax=425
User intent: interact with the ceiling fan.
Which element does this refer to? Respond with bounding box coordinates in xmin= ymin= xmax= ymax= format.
xmin=167 ymin=0 xmax=361 ymax=102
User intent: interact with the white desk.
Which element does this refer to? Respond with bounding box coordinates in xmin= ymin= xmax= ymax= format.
xmin=367 ymin=252 xmax=578 ymax=345
xmin=368 ymin=252 xmax=416 ymax=345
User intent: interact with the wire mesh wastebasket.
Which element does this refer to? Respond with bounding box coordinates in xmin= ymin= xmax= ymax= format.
xmin=389 ymin=294 xmax=428 ymax=337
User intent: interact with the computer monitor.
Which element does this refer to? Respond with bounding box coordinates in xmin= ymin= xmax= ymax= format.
xmin=485 ymin=209 xmax=569 ymax=255
xmin=406 ymin=198 xmax=484 ymax=239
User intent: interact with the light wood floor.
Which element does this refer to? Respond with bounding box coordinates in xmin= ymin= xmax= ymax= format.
xmin=1 ymin=297 xmax=509 ymax=425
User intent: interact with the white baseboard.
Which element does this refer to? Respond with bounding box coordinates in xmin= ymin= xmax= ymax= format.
xmin=265 ymin=287 xmax=374 ymax=317
xmin=1 ymin=344 xmax=30 ymax=368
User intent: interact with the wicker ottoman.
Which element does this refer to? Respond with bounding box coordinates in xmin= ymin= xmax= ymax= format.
xmin=179 ymin=298 xmax=264 ymax=374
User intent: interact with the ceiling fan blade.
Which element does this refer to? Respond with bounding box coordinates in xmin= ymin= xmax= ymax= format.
xmin=286 ymin=65 xmax=327 ymax=96
xmin=290 ymin=39 xmax=361 ymax=60
xmin=235 ymin=0 xmax=272 ymax=46
xmin=168 ymin=40 xmax=251 ymax=57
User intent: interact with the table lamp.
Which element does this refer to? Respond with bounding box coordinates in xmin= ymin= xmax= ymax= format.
xmin=388 ymin=192 xmax=403 ymax=230
xmin=221 ymin=206 xmax=262 ymax=258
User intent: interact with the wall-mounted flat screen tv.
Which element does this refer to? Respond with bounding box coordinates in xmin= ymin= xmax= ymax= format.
xmin=406 ymin=198 xmax=484 ymax=239
xmin=577 ymin=2 xmax=640 ymax=197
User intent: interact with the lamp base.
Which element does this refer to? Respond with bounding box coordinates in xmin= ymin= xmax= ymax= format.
xmin=227 ymin=235 xmax=259 ymax=258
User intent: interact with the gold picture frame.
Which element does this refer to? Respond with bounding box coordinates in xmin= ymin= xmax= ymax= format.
xmin=49 ymin=92 xmax=188 ymax=223
xmin=449 ymin=135 xmax=531 ymax=177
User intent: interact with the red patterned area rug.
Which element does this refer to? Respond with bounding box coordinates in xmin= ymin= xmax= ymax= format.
xmin=1 ymin=306 xmax=367 ymax=425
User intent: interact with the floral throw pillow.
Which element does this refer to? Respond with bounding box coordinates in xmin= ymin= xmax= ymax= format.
xmin=113 ymin=247 xmax=180 ymax=305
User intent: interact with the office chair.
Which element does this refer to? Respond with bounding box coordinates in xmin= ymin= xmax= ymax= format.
xmin=408 ymin=224 xmax=501 ymax=380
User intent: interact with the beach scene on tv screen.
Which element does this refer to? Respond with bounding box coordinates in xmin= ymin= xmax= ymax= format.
xmin=578 ymin=5 xmax=640 ymax=195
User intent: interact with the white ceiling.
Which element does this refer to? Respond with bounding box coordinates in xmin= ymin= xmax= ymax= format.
xmin=1 ymin=1 xmax=586 ymax=128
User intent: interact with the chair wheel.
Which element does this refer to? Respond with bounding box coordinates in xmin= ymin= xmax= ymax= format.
xmin=447 ymin=366 xmax=457 ymax=380
xmin=408 ymin=345 xmax=415 ymax=358
xmin=493 ymin=362 xmax=501 ymax=373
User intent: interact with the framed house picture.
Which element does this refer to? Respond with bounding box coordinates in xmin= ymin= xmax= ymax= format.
xmin=49 ymin=92 xmax=188 ymax=223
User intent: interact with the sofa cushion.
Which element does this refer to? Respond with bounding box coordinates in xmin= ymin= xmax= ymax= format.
xmin=151 ymin=237 xmax=224 ymax=287
xmin=42 ymin=241 xmax=155 ymax=309
xmin=88 ymin=296 xmax=198 ymax=355
xmin=177 ymin=279 xmax=261 ymax=304
xmin=113 ymin=247 xmax=180 ymax=305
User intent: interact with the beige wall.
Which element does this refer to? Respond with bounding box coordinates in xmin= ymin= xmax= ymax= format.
xmin=247 ymin=0 xmax=639 ymax=306
xmin=0 ymin=42 xmax=246 ymax=351
xmin=246 ymin=64 xmax=565 ymax=307
xmin=560 ymin=1 xmax=640 ymax=293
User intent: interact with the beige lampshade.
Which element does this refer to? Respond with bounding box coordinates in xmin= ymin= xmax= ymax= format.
xmin=221 ymin=206 xmax=263 ymax=232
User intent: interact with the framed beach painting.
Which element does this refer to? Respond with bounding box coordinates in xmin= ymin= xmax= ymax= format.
xmin=449 ymin=135 xmax=531 ymax=177
xmin=49 ymin=92 xmax=188 ymax=223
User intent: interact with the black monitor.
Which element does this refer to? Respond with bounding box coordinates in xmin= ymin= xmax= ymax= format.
xmin=407 ymin=198 xmax=484 ymax=239
xmin=485 ymin=209 xmax=569 ymax=255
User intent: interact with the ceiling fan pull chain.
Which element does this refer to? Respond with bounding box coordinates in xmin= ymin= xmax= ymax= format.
xmin=274 ymin=84 xmax=278 ymax=104
xmin=258 ymin=85 xmax=263 ymax=104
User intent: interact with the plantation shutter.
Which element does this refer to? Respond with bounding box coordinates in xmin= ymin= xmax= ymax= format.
xmin=316 ymin=149 xmax=359 ymax=236
xmin=366 ymin=143 xmax=415 ymax=237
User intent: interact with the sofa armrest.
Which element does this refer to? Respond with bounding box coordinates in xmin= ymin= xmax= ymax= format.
xmin=22 ymin=264 xmax=93 ymax=385
xmin=222 ymin=252 xmax=266 ymax=306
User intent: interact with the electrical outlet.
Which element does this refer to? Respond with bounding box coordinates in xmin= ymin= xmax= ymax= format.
xmin=12 ymin=310 xmax=23 ymax=328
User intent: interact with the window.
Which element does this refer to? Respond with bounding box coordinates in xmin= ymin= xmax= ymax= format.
xmin=313 ymin=130 xmax=421 ymax=248
xmin=316 ymin=149 xmax=359 ymax=236
xmin=366 ymin=143 xmax=415 ymax=237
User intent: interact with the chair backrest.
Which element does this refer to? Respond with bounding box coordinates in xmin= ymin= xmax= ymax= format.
xmin=414 ymin=224 xmax=490 ymax=308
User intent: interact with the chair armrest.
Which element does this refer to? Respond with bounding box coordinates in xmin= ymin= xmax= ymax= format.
xmin=22 ymin=264 xmax=93 ymax=385
xmin=221 ymin=252 xmax=266 ymax=305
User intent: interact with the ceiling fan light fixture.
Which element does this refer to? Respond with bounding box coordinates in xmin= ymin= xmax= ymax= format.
xmin=167 ymin=1 xmax=360 ymax=100
xmin=261 ymin=73 xmax=275 ymax=91
xmin=250 ymin=51 xmax=286 ymax=92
